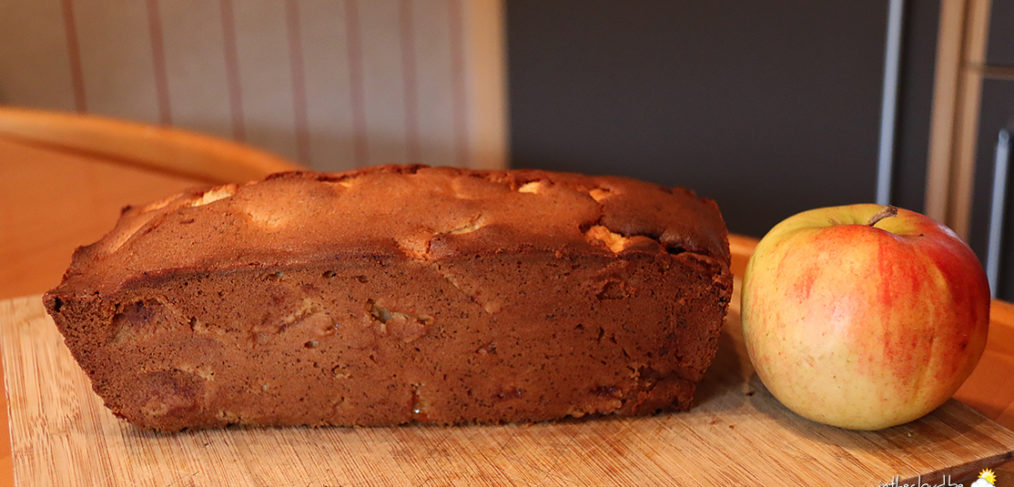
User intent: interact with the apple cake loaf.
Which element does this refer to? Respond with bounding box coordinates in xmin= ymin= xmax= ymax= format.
xmin=43 ymin=165 xmax=732 ymax=431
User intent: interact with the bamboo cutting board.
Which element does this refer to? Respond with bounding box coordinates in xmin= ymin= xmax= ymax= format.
xmin=3 ymin=283 xmax=1014 ymax=486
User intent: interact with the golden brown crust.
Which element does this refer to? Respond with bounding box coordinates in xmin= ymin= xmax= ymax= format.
xmin=44 ymin=165 xmax=732 ymax=431
xmin=52 ymin=165 xmax=729 ymax=297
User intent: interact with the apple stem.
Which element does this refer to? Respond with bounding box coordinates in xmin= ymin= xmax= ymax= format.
xmin=866 ymin=205 xmax=899 ymax=227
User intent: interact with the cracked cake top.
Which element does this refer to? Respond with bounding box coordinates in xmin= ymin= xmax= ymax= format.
xmin=51 ymin=165 xmax=730 ymax=296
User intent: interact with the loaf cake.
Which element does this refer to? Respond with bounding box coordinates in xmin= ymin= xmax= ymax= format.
xmin=43 ymin=165 xmax=732 ymax=431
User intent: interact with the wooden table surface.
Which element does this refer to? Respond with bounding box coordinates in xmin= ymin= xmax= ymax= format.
xmin=1 ymin=110 xmax=1013 ymax=485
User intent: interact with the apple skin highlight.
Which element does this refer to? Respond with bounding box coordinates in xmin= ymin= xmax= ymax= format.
xmin=741 ymin=204 xmax=990 ymax=430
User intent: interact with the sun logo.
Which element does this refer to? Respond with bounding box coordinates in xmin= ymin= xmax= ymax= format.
xmin=971 ymin=468 xmax=997 ymax=487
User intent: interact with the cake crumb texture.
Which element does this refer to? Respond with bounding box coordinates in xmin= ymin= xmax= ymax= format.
xmin=44 ymin=165 xmax=732 ymax=431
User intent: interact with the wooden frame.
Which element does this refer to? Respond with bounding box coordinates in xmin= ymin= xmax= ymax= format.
xmin=463 ymin=0 xmax=509 ymax=170
xmin=926 ymin=0 xmax=992 ymax=239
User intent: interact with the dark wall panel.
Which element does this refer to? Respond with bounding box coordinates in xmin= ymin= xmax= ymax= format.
xmin=507 ymin=1 xmax=886 ymax=237
xmin=986 ymin=0 xmax=1014 ymax=66
xmin=507 ymin=0 xmax=938 ymax=238
xmin=968 ymin=79 xmax=1014 ymax=301
xmin=892 ymin=0 xmax=940 ymax=213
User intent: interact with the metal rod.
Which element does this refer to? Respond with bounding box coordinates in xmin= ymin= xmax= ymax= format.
xmin=987 ymin=129 xmax=1010 ymax=297
xmin=876 ymin=0 xmax=905 ymax=205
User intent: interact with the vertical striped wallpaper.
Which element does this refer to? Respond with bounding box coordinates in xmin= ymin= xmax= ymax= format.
xmin=0 ymin=0 xmax=506 ymax=171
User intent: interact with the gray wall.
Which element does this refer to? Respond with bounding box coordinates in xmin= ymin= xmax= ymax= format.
xmin=506 ymin=0 xmax=939 ymax=238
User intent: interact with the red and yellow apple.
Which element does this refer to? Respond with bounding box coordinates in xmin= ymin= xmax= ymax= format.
xmin=741 ymin=204 xmax=990 ymax=430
